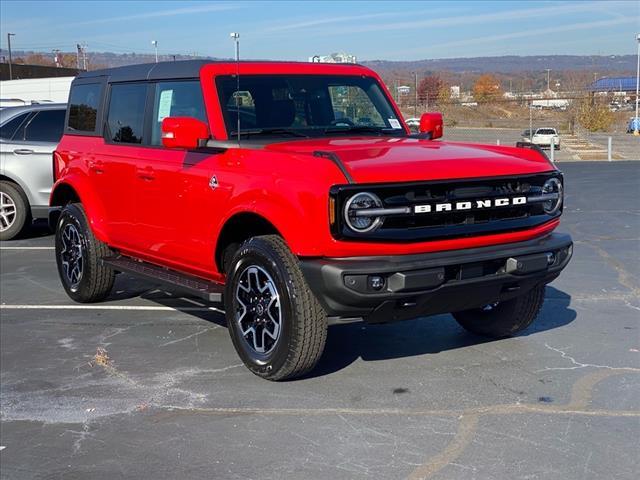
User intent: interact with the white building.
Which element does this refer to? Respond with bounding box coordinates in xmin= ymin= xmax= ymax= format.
xmin=0 ymin=76 xmax=74 ymax=107
xmin=309 ymin=52 xmax=357 ymax=64
xmin=450 ymin=85 xmax=460 ymax=99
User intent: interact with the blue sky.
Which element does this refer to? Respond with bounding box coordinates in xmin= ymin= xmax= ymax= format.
xmin=1 ymin=1 xmax=638 ymax=61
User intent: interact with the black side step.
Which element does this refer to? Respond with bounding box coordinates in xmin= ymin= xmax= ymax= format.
xmin=101 ymin=256 xmax=223 ymax=303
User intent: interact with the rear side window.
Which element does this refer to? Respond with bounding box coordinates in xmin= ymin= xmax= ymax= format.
xmin=0 ymin=112 xmax=30 ymax=140
xmin=150 ymin=81 xmax=206 ymax=145
xmin=68 ymin=83 xmax=102 ymax=132
xmin=107 ymin=83 xmax=147 ymax=144
xmin=22 ymin=110 xmax=66 ymax=142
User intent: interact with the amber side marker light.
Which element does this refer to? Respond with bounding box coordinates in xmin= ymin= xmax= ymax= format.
xmin=329 ymin=197 xmax=336 ymax=226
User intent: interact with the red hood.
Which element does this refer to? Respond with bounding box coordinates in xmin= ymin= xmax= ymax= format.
xmin=264 ymin=137 xmax=555 ymax=184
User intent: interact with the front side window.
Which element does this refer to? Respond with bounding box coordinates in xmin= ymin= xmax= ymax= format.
xmin=68 ymin=83 xmax=102 ymax=132
xmin=22 ymin=110 xmax=66 ymax=142
xmin=216 ymin=75 xmax=403 ymax=138
xmin=150 ymin=80 xmax=207 ymax=145
xmin=107 ymin=83 xmax=147 ymax=144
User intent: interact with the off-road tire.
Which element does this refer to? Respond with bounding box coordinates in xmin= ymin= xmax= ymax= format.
xmin=55 ymin=203 xmax=115 ymax=303
xmin=224 ymin=235 xmax=327 ymax=381
xmin=0 ymin=181 xmax=31 ymax=241
xmin=452 ymin=285 xmax=545 ymax=338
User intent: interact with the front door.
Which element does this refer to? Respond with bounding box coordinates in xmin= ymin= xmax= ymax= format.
xmin=133 ymin=80 xmax=216 ymax=274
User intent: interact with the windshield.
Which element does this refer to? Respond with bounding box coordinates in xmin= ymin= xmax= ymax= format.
xmin=216 ymin=74 xmax=404 ymax=138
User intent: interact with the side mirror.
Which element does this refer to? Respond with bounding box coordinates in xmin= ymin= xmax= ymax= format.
xmin=161 ymin=117 xmax=209 ymax=149
xmin=419 ymin=112 xmax=443 ymax=139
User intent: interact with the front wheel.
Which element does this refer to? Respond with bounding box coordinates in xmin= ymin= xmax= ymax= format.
xmin=452 ymin=285 xmax=545 ymax=338
xmin=224 ymin=235 xmax=327 ymax=381
xmin=55 ymin=203 xmax=115 ymax=303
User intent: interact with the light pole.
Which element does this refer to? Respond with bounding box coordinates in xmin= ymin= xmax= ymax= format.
xmin=7 ymin=33 xmax=15 ymax=80
xmin=151 ymin=40 xmax=158 ymax=63
xmin=634 ymin=33 xmax=640 ymax=136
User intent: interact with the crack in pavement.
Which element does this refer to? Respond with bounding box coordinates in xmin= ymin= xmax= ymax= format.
xmin=536 ymin=343 xmax=640 ymax=372
xmin=145 ymin=369 xmax=638 ymax=480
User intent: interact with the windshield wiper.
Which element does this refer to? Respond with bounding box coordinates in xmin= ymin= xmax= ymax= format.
xmin=230 ymin=128 xmax=310 ymax=138
xmin=322 ymin=125 xmax=399 ymax=135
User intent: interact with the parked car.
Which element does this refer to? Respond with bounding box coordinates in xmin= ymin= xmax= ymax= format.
xmin=521 ymin=128 xmax=560 ymax=150
xmin=626 ymin=116 xmax=640 ymax=133
xmin=404 ymin=117 xmax=420 ymax=131
xmin=50 ymin=61 xmax=572 ymax=380
xmin=0 ymin=103 xmax=66 ymax=240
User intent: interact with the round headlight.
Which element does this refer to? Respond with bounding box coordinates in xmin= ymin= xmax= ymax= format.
xmin=344 ymin=192 xmax=383 ymax=233
xmin=542 ymin=178 xmax=563 ymax=214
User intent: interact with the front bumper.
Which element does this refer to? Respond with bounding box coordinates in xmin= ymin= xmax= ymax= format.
xmin=300 ymin=233 xmax=572 ymax=324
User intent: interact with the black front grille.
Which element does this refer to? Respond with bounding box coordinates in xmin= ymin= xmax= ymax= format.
xmin=331 ymin=172 xmax=561 ymax=242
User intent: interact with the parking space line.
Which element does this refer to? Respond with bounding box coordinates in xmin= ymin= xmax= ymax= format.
xmin=0 ymin=304 xmax=224 ymax=313
xmin=0 ymin=246 xmax=55 ymax=250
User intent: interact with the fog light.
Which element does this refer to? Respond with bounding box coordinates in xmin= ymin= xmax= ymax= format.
xmin=369 ymin=275 xmax=385 ymax=291
xmin=546 ymin=252 xmax=556 ymax=265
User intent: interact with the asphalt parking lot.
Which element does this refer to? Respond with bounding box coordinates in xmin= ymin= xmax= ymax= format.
xmin=1 ymin=162 xmax=639 ymax=480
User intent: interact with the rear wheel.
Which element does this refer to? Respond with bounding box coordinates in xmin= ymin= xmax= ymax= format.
xmin=224 ymin=235 xmax=327 ymax=381
xmin=55 ymin=203 xmax=115 ymax=303
xmin=452 ymin=285 xmax=545 ymax=338
xmin=0 ymin=181 xmax=30 ymax=241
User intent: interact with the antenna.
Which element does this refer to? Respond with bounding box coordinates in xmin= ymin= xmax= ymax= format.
xmin=230 ymin=33 xmax=241 ymax=144
xmin=230 ymin=32 xmax=241 ymax=145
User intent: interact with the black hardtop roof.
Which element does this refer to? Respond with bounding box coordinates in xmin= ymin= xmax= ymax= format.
xmin=76 ymin=60 xmax=209 ymax=82
xmin=76 ymin=59 xmax=364 ymax=83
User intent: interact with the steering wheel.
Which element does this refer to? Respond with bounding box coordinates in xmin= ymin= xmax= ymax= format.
xmin=329 ymin=118 xmax=355 ymax=127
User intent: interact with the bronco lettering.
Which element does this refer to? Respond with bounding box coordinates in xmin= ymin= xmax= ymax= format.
xmin=414 ymin=196 xmax=527 ymax=214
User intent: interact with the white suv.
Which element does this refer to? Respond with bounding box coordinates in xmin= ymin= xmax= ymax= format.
xmin=0 ymin=103 xmax=66 ymax=240
xmin=522 ymin=128 xmax=560 ymax=150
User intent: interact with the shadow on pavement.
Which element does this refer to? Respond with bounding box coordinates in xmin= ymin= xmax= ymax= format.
xmin=307 ymin=286 xmax=575 ymax=379
xmin=101 ymin=273 xmax=575 ymax=379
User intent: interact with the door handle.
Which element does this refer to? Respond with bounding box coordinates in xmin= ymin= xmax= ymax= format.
xmin=137 ymin=166 xmax=155 ymax=181
xmin=88 ymin=160 xmax=104 ymax=174
xmin=13 ymin=149 xmax=34 ymax=155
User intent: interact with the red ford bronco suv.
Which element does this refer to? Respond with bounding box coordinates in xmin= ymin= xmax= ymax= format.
xmin=51 ymin=61 xmax=572 ymax=380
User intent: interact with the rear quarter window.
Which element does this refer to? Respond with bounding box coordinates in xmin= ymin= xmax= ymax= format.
xmin=22 ymin=110 xmax=66 ymax=143
xmin=68 ymin=83 xmax=102 ymax=132
xmin=0 ymin=112 xmax=31 ymax=140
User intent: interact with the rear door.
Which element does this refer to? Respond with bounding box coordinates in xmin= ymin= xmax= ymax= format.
xmin=94 ymin=82 xmax=149 ymax=250
xmin=2 ymin=108 xmax=66 ymax=210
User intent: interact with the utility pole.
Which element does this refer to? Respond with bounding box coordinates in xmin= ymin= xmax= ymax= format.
xmin=151 ymin=40 xmax=158 ymax=63
xmin=7 ymin=33 xmax=15 ymax=80
xmin=545 ymin=69 xmax=551 ymax=91
xmin=76 ymin=44 xmax=81 ymax=69
xmin=414 ymin=72 xmax=418 ymax=117
xmin=52 ymin=49 xmax=61 ymax=67
xmin=82 ymin=44 xmax=88 ymax=70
